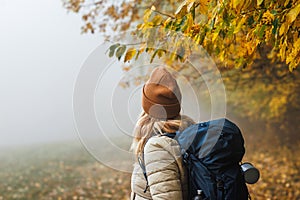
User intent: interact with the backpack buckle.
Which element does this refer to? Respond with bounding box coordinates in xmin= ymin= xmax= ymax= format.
xmin=217 ymin=180 xmax=224 ymax=190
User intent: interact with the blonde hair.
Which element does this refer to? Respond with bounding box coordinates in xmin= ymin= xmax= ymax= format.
xmin=131 ymin=111 xmax=195 ymax=159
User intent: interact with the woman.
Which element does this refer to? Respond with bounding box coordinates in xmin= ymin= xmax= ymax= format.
xmin=130 ymin=67 xmax=194 ymax=200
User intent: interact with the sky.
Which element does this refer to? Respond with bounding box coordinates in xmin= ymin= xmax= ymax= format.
xmin=0 ymin=0 xmax=105 ymax=146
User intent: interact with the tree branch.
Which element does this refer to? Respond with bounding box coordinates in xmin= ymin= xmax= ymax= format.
xmin=153 ymin=10 xmax=175 ymax=19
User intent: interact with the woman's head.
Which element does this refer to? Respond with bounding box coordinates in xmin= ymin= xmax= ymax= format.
xmin=142 ymin=67 xmax=182 ymax=119
xmin=131 ymin=67 xmax=195 ymax=156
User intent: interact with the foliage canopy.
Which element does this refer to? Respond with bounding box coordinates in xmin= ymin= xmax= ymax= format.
xmin=63 ymin=0 xmax=300 ymax=129
xmin=63 ymin=0 xmax=300 ymax=71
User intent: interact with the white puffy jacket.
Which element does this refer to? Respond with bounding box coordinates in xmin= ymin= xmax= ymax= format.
xmin=131 ymin=135 xmax=188 ymax=200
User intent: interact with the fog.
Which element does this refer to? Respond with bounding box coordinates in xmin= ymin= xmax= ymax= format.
xmin=0 ymin=0 xmax=217 ymax=148
xmin=0 ymin=0 xmax=104 ymax=146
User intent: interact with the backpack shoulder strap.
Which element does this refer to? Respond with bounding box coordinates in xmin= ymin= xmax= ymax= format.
xmin=162 ymin=132 xmax=176 ymax=139
xmin=138 ymin=153 xmax=149 ymax=193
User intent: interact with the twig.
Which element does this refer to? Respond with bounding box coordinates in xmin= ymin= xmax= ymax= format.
xmin=153 ymin=10 xmax=175 ymax=19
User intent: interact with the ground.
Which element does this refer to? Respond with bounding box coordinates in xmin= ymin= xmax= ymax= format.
xmin=0 ymin=131 xmax=299 ymax=200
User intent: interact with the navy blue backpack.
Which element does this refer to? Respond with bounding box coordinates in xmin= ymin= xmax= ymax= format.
xmin=172 ymin=118 xmax=250 ymax=200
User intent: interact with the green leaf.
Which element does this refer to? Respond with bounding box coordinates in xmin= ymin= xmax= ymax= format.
xmin=259 ymin=24 xmax=266 ymax=39
xmin=180 ymin=15 xmax=188 ymax=26
xmin=108 ymin=43 xmax=120 ymax=57
xmin=179 ymin=15 xmax=188 ymax=31
xmin=191 ymin=4 xmax=195 ymax=20
xmin=247 ymin=16 xmax=255 ymax=26
xmin=145 ymin=47 xmax=154 ymax=53
xmin=210 ymin=18 xmax=215 ymax=30
xmin=272 ymin=18 xmax=279 ymax=35
xmin=165 ymin=20 xmax=173 ymax=30
xmin=135 ymin=51 xmax=141 ymax=60
xmin=174 ymin=18 xmax=183 ymax=31
xmin=150 ymin=49 xmax=159 ymax=63
xmin=258 ymin=10 xmax=264 ymax=22
xmin=271 ymin=10 xmax=277 ymax=15
xmin=199 ymin=31 xmax=206 ymax=45
xmin=115 ymin=45 xmax=126 ymax=60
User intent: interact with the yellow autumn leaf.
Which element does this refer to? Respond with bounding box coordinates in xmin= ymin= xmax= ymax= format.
xmin=194 ymin=34 xmax=200 ymax=44
xmin=242 ymin=0 xmax=252 ymax=9
xmin=122 ymin=66 xmax=131 ymax=71
xmin=157 ymin=49 xmax=165 ymax=58
xmin=279 ymin=37 xmax=287 ymax=61
xmin=212 ymin=30 xmax=220 ymax=42
xmin=262 ymin=10 xmax=275 ymax=22
xmin=284 ymin=0 xmax=290 ymax=7
xmin=152 ymin=15 xmax=162 ymax=25
xmin=185 ymin=13 xmax=194 ymax=33
xmin=234 ymin=17 xmax=246 ymax=34
xmin=286 ymin=3 xmax=300 ymax=24
xmin=293 ymin=37 xmax=300 ymax=51
xmin=175 ymin=0 xmax=187 ymax=15
xmin=286 ymin=37 xmax=300 ymax=66
xmin=187 ymin=1 xmax=194 ymax=12
xmin=164 ymin=17 xmax=172 ymax=26
xmin=138 ymin=43 xmax=147 ymax=54
xmin=135 ymin=43 xmax=146 ymax=60
xmin=232 ymin=0 xmax=242 ymax=9
xmin=199 ymin=0 xmax=209 ymax=14
xmin=124 ymin=48 xmax=137 ymax=62
xmin=143 ymin=8 xmax=152 ymax=22
xmin=219 ymin=51 xmax=225 ymax=61
xmin=279 ymin=22 xmax=289 ymax=36
xmin=187 ymin=0 xmax=195 ymax=12
xmin=257 ymin=0 xmax=264 ymax=6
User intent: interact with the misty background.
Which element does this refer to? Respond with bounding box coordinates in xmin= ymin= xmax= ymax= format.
xmin=0 ymin=0 xmax=213 ymax=148
xmin=0 ymin=0 xmax=105 ymax=146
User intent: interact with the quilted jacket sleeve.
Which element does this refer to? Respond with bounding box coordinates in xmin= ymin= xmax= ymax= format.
xmin=144 ymin=136 xmax=183 ymax=200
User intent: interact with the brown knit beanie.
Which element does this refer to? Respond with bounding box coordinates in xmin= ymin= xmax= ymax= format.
xmin=142 ymin=67 xmax=182 ymax=119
